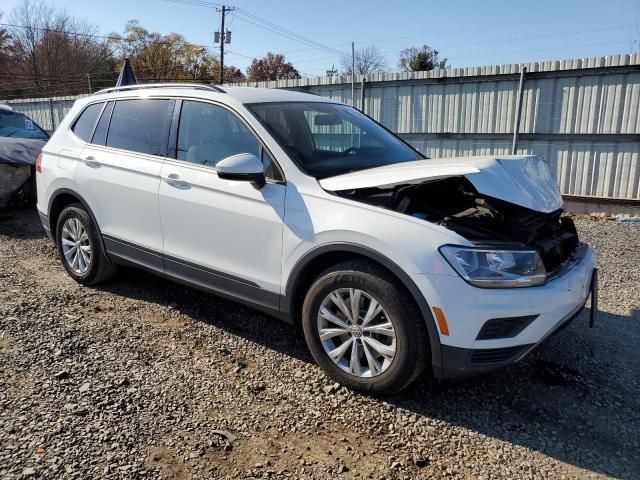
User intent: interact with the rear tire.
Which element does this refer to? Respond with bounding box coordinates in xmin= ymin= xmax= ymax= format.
xmin=55 ymin=203 xmax=117 ymax=285
xmin=301 ymin=260 xmax=428 ymax=396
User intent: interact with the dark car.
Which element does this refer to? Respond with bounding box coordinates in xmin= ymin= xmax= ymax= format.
xmin=0 ymin=105 xmax=50 ymax=210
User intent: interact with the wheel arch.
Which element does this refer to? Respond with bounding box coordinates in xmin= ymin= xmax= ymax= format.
xmin=284 ymin=243 xmax=443 ymax=375
xmin=47 ymin=188 xmax=107 ymax=253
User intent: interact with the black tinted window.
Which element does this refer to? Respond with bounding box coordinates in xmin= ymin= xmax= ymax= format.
xmin=107 ymin=99 xmax=171 ymax=156
xmin=72 ymin=103 xmax=103 ymax=142
xmin=92 ymin=102 xmax=114 ymax=146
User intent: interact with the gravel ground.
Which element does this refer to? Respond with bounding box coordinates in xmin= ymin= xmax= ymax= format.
xmin=0 ymin=208 xmax=639 ymax=480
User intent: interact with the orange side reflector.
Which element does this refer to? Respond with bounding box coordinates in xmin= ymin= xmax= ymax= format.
xmin=433 ymin=307 xmax=449 ymax=336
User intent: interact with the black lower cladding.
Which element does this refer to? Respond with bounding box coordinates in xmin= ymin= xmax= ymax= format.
xmin=102 ymin=234 xmax=284 ymax=319
xmin=38 ymin=211 xmax=53 ymax=240
xmin=469 ymin=345 xmax=529 ymax=364
xmin=441 ymin=344 xmax=533 ymax=378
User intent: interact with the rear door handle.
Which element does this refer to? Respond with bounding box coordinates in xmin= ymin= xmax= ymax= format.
xmin=82 ymin=156 xmax=101 ymax=168
xmin=163 ymin=173 xmax=189 ymax=188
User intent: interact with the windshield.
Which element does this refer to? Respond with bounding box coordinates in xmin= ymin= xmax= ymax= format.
xmin=247 ymin=102 xmax=424 ymax=178
xmin=0 ymin=109 xmax=49 ymax=140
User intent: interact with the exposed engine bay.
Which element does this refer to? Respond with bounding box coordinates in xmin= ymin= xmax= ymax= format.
xmin=336 ymin=176 xmax=580 ymax=273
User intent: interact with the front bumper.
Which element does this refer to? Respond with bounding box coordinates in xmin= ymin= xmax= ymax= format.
xmin=439 ymin=296 xmax=591 ymax=378
xmin=415 ymin=244 xmax=597 ymax=378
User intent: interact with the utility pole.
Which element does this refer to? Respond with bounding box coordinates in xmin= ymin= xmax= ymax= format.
xmin=215 ymin=5 xmax=235 ymax=85
xmin=351 ymin=42 xmax=355 ymax=106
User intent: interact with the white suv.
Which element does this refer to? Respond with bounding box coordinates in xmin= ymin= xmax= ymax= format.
xmin=36 ymin=84 xmax=597 ymax=395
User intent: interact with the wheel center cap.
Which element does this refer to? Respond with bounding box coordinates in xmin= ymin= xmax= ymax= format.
xmin=351 ymin=325 xmax=363 ymax=338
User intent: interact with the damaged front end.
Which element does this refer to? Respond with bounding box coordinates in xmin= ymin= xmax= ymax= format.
xmin=338 ymin=177 xmax=579 ymax=274
xmin=321 ymin=155 xmax=581 ymax=280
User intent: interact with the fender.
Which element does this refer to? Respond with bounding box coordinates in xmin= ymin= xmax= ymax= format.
xmin=284 ymin=242 xmax=443 ymax=375
xmin=46 ymin=188 xmax=109 ymax=255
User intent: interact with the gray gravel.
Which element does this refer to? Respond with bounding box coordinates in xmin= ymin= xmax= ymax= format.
xmin=1 ymin=209 xmax=639 ymax=480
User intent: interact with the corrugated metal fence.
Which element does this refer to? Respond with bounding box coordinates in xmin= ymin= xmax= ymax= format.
xmin=5 ymin=54 xmax=640 ymax=200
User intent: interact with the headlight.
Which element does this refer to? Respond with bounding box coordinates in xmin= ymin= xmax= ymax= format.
xmin=439 ymin=245 xmax=546 ymax=288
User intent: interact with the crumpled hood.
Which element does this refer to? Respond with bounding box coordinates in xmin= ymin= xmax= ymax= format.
xmin=0 ymin=138 xmax=46 ymax=167
xmin=319 ymin=155 xmax=563 ymax=213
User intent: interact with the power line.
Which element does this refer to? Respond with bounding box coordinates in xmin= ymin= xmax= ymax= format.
xmin=231 ymin=11 xmax=632 ymax=57
xmin=233 ymin=8 xmax=347 ymax=57
xmin=334 ymin=10 xmax=633 ymax=47
xmin=275 ymin=24 xmax=632 ymax=68
xmin=163 ymin=0 xmax=347 ymax=58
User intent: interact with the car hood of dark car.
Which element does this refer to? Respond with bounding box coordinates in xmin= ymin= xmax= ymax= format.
xmin=0 ymin=137 xmax=47 ymax=167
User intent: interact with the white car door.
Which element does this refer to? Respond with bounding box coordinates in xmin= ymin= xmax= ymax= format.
xmin=75 ymin=99 xmax=173 ymax=271
xmin=158 ymin=100 xmax=285 ymax=313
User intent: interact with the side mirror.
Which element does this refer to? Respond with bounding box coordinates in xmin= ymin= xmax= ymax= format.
xmin=216 ymin=153 xmax=265 ymax=188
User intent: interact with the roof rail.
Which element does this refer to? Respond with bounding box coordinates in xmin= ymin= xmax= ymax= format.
xmin=95 ymin=83 xmax=225 ymax=95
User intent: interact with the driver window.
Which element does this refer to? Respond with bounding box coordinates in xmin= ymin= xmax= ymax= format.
xmin=177 ymin=101 xmax=265 ymax=168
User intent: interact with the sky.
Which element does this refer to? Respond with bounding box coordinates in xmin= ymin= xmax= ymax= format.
xmin=1 ymin=0 xmax=639 ymax=76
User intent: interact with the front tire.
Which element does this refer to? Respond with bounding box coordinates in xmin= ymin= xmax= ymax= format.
xmin=301 ymin=260 xmax=428 ymax=395
xmin=55 ymin=203 xmax=117 ymax=285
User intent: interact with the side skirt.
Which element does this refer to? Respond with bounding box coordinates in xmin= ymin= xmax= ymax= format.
xmin=103 ymin=234 xmax=289 ymax=322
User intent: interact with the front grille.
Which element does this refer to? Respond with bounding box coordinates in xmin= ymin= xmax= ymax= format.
xmin=469 ymin=345 xmax=530 ymax=365
xmin=476 ymin=315 xmax=538 ymax=340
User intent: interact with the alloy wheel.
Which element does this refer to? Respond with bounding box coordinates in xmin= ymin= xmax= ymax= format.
xmin=61 ymin=217 xmax=92 ymax=274
xmin=317 ymin=288 xmax=396 ymax=378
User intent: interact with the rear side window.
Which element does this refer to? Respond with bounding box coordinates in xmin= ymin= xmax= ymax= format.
xmin=91 ymin=102 xmax=114 ymax=146
xmin=106 ymin=99 xmax=172 ymax=156
xmin=72 ymin=103 xmax=103 ymax=142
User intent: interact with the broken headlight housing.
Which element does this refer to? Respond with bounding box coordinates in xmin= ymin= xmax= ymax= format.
xmin=439 ymin=245 xmax=546 ymax=288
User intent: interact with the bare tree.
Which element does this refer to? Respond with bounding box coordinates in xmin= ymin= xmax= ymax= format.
xmin=341 ymin=45 xmax=387 ymax=75
xmin=246 ymin=52 xmax=300 ymax=82
xmin=0 ymin=12 xmax=15 ymax=77
xmin=109 ymin=20 xmax=221 ymax=83
xmin=399 ymin=44 xmax=448 ymax=72
xmin=8 ymin=0 xmax=116 ymax=97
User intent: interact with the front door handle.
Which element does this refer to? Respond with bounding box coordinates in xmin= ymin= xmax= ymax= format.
xmin=163 ymin=173 xmax=189 ymax=188
xmin=82 ymin=156 xmax=101 ymax=168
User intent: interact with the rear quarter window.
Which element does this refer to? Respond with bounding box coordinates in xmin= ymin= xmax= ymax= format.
xmin=106 ymin=99 xmax=172 ymax=156
xmin=91 ymin=102 xmax=115 ymax=146
xmin=72 ymin=103 xmax=103 ymax=142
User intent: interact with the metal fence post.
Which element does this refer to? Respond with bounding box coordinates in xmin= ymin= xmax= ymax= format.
xmin=511 ymin=66 xmax=527 ymax=154
xmin=360 ymin=76 xmax=366 ymax=113
xmin=48 ymin=98 xmax=56 ymax=131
